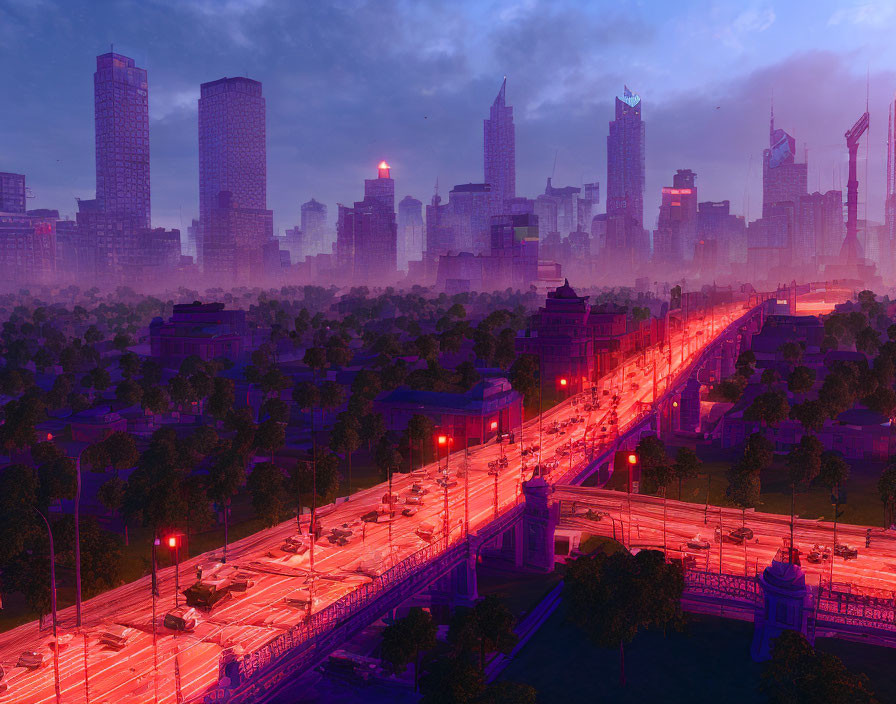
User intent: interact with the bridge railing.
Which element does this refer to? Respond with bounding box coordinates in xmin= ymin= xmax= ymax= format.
xmin=814 ymin=586 xmax=896 ymax=634
xmin=683 ymin=569 xmax=763 ymax=606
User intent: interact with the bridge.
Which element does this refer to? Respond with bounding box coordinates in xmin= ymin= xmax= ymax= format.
xmin=0 ymin=282 xmax=852 ymax=703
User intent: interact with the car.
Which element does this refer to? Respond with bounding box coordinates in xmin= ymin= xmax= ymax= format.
xmin=164 ymin=606 xmax=199 ymax=632
xmin=546 ymin=426 xmax=559 ymax=434
xmin=183 ymin=581 xmax=233 ymax=611
xmin=17 ymin=650 xmax=47 ymax=669
xmin=361 ymin=510 xmax=380 ymax=523
xmin=402 ymin=507 xmax=418 ymax=517
xmin=405 ymin=494 xmax=423 ymax=505
xmin=331 ymin=527 xmax=353 ymax=539
xmin=583 ymin=403 xmax=594 ymax=412
xmin=807 ymin=548 xmax=830 ymax=564
xmin=230 ymin=572 xmax=255 ymax=592
xmin=686 ymin=536 xmax=711 ymax=550
xmin=382 ymin=493 xmax=400 ymax=505
xmin=99 ymin=626 xmax=136 ymax=650
xmin=833 ymin=544 xmax=858 ymax=560
xmin=281 ymin=538 xmax=308 ymax=555
xmin=437 ymin=478 xmax=458 ymax=489
xmin=729 ymin=527 xmax=754 ymax=542
xmin=410 ymin=483 xmax=428 ymax=495
xmin=416 ymin=523 xmax=435 ymax=542
xmin=487 ymin=467 xmax=499 ymax=476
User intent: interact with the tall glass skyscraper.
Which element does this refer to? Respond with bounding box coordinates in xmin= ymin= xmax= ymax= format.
xmin=484 ymin=78 xmax=515 ymax=217
xmin=606 ymin=86 xmax=645 ymax=231
xmin=198 ymin=76 xmax=272 ymax=280
xmin=94 ymin=52 xmax=150 ymax=227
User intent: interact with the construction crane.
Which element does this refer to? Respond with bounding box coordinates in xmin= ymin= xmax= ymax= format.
xmin=840 ymin=110 xmax=869 ymax=264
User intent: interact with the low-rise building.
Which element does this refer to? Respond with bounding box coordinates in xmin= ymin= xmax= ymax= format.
xmin=149 ymin=302 xmax=248 ymax=364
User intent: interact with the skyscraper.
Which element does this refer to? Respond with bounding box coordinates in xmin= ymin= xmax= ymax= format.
xmin=605 ymin=86 xmax=646 ymax=269
xmin=198 ymin=76 xmax=272 ymax=281
xmin=301 ymin=198 xmax=328 ymax=255
xmin=653 ymin=169 xmax=697 ymax=264
xmin=94 ymin=52 xmax=150 ymax=226
xmin=335 ymin=162 xmax=397 ymax=285
xmin=606 ymin=86 xmax=645 ymax=231
xmin=397 ymin=195 xmax=423 ymax=271
xmin=484 ymin=78 xmax=515 ymax=217
xmin=762 ymin=106 xmax=807 ymax=218
xmin=0 ymin=172 xmax=26 ymax=213
xmin=886 ymin=94 xmax=896 ymax=277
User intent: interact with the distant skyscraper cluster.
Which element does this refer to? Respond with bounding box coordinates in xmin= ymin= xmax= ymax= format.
xmin=3 ymin=47 xmax=893 ymax=290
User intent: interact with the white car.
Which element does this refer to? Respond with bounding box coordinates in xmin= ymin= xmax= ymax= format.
xmin=686 ymin=536 xmax=711 ymax=551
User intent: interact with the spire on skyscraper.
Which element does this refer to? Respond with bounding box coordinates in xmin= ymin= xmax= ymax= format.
xmin=494 ymin=76 xmax=506 ymax=106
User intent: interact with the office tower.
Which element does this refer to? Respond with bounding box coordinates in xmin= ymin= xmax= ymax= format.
xmin=762 ymin=106 xmax=807 ymax=218
xmin=335 ymin=162 xmax=397 ymax=285
xmin=397 ymin=195 xmax=423 ymax=271
xmin=579 ymin=182 xmax=600 ymax=231
xmin=301 ymin=198 xmax=328 ymax=255
xmin=448 ymin=183 xmax=491 ymax=253
xmin=282 ymin=225 xmax=305 ymax=263
xmin=94 ymin=53 xmax=150 ymax=225
xmin=0 ymin=209 xmax=56 ymax=284
xmin=653 ymin=169 xmax=697 ymax=263
xmin=797 ymin=191 xmax=844 ymax=264
xmin=0 ymin=173 xmax=26 ymax=213
xmin=697 ymin=200 xmax=746 ymax=265
xmin=606 ymin=86 xmax=646 ymax=268
xmin=607 ymin=86 xmax=645 ymax=231
xmin=484 ymin=78 xmax=515 ymax=216
xmin=198 ymin=77 xmax=272 ymax=281
xmin=489 ymin=212 xmax=539 ymax=288
xmin=540 ymin=178 xmax=581 ymax=236
xmin=425 ymin=183 xmax=453 ymax=267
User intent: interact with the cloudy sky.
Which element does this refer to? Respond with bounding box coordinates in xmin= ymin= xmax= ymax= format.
xmin=3 ymin=0 xmax=896 ymax=234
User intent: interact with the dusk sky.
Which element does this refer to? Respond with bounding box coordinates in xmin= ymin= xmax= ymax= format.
xmin=3 ymin=0 xmax=896 ymax=234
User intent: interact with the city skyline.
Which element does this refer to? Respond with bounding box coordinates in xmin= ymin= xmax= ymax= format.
xmin=4 ymin=0 xmax=896 ymax=235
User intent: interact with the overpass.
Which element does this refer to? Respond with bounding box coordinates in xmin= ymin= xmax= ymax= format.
xmin=0 ymin=282 xmax=849 ymax=703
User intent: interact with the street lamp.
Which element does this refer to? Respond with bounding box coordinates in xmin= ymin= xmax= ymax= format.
xmin=34 ymin=508 xmax=61 ymax=704
xmin=626 ymin=453 xmax=638 ymax=547
xmin=167 ymin=534 xmax=182 ymax=608
xmin=436 ymin=434 xmax=453 ymax=542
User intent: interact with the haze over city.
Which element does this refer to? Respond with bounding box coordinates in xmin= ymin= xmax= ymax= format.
xmin=3 ymin=2 xmax=896 ymax=704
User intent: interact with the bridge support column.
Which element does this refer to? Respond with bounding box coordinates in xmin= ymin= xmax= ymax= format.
xmin=750 ymin=559 xmax=815 ymax=662
xmin=521 ymin=477 xmax=558 ymax=572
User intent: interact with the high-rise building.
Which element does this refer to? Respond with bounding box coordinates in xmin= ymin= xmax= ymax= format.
xmin=0 ymin=173 xmax=26 ymax=213
xmin=0 ymin=210 xmax=56 ymax=284
xmin=198 ymin=76 xmax=272 ymax=281
xmin=397 ymin=195 xmax=423 ymax=271
xmin=484 ymin=78 xmax=515 ymax=217
xmin=653 ymin=169 xmax=697 ymax=264
xmin=94 ymin=53 xmax=150 ymax=225
xmin=301 ymin=198 xmax=328 ymax=255
xmin=448 ymin=183 xmax=492 ymax=253
xmin=607 ymin=86 xmax=645 ymax=231
xmin=336 ymin=162 xmax=397 ymax=285
xmin=540 ymin=178 xmax=581 ymax=236
xmin=605 ymin=86 xmax=646 ymax=269
xmin=762 ymin=107 xmax=807 ymax=218
xmin=697 ymin=200 xmax=746 ymax=264
xmin=886 ymin=94 xmax=896 ymax=278
xmin=797 ymin=191 xmax=844 ymax=265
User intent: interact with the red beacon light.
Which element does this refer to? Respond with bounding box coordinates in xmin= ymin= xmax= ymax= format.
xmin=377 ymin=160 xmax=391 ymax=178
xmin=627 ymin=453 xmax=638 ymax=465
xmin=437 ymin=435 xmax=448 ymax=446
xmin=167 ymin=536 xmax=177 ymax=549
xmin=559 ymin=378 xmax=568 ymax=387
xmin=490 ymin=421 xmax=498 ymax=430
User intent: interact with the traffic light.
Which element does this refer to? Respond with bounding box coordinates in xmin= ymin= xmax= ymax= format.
xmin=866 ymin=528 xmax=872 ymax=548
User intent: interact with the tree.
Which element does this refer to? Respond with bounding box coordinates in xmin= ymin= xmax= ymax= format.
xmin=778 ymin=341 xmax=803 ymax=366
xmin=714 ymin=374 xmax=748 ymax=403
xmin=359 ymin=411 xmax=386 ymax=452
xmin=855 ymin=326 xmax=881 ymax=356
xmin=112 ymin=332 xmax=132 ymax=352
xmin=735 ymin=350 xmax=757 ymax=378
xmin=761 ymin=368 xmax=781 ymax=389
xmin=788 ymin=366 xmax=816 ymax=397
xmin=167 ymin=375 xmax=195 ymax=409
xmin=727 ymin=461 xmax=761 ymax=508
xmin=330 ymin=412 xmax=361 ymax=494
xmin=0 ymin=395 xmax=45 ymax=453
xmin=420 ymin=655 xmax=484 ymax=704
xmin=0 ymin=463 xmax=39 ymax=564
xmin=247 ymin=461 xmax=286 ymax=527
xmin=744 ymin=390 xmax=790 ymax=427
xmin=260 ymin=397 xmax=290 ymax=423
xmin=375 ymin=435 xmax=404 ymax=481
xmin=786 ymin=434 xmax=823 ymax=553
xmin=407 ymin=414 xmax=435 ymax=471
xmin=380 ymin=607 xmax=437 ymax=692
xmin=863 ymin=386 xmax=896 ymax=417
xmin=448 ymin=595 xmax=518 ymax=672
xmin=141 ymin=384 xmax=170 ymax=415
xmin=32 ymin=440 xmax=77 ymax=513
xmin=118 ymin=351 xmax=140 ymax=379
xmin=254 ymin=418 xmax=286 ymax=462
xmin=478 ymin=682 xmax=538 ymax=704
xmin=115 ymin=378 xmax=143 ymax=407
xmin=207 ymin=377 xmax=235 ymax=421
xmin=121 ymin=428 xmax=191 ymax=595
xmin=55 ymin=515 xmax=123 ymax=597
xmin=207 ymin=446 xmax=247 ymax=562
xmin=790 ymin=400 xmax=826 ymax=433
xmin=817 ymin=451 xmax=849 ymax=543
xmin=565 ymin=549 xmax=683 ymax=686
xmin=672 ymin=447 xmax=702 ymax=500
xmin=761 ymin=629 xmax=878 ymax=704
xmin=878 ymin=462 xmax=896 ymax=528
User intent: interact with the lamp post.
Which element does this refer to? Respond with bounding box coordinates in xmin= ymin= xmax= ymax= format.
xmin=167 ymin=534 xmax=182 ymax=608
xmin=627 ymin=452 xmax=638 ymax=545
xmin=34 ymin=508 xmax=61 ymax=704
xmin=437 ymin=435 xmax=452 ymax=542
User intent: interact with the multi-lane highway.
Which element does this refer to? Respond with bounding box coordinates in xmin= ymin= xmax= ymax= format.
xmin=0 ymin=291 xmax=840 ymax=703
xmin=556 ymin=487 xmax=896 ymax=598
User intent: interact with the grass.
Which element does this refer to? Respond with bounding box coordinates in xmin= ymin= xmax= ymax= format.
xmin=500 ymin=605 xmax=896 ymax=704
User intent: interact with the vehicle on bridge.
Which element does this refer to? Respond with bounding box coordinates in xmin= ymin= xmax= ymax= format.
xmin=164 ymin=606 xmax=199 ymax=632
xmin=184 ymin=580 xmax=233 ymax=611
xmin=834 ymin=543 xmax=859 ymax=560
xmin=686 ymin=536 xmax=711 ymax=550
